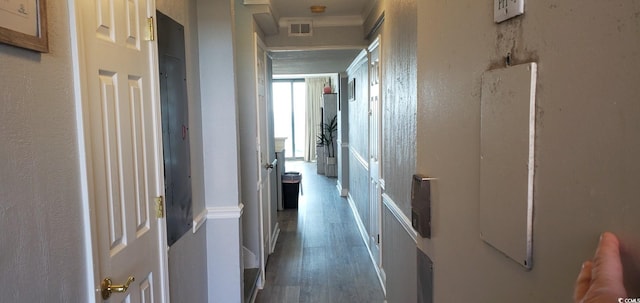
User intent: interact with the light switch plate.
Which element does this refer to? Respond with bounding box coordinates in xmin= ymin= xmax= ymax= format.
xmin=494 ymin=0 xmax=524 ymax=23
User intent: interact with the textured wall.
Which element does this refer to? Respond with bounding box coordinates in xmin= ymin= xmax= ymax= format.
xmin=372 ymin=0 xmax=420 ymax=301
xmin=349 ymin=159 xmax=370 ymax=230
xmin=347 ymin=54 xmax=370 ymax=231
xmin=381 ymin=0 xmax=417 ymax=217
xmin=348 ymin=58 xmax=369 ymax=160
xmin=156 ymin=0 xmax=186 ymax=24
xmin=416 ymin=0 xmax=640 ymax=301
xmin=0 ymin=1 xmax=87 ymax=302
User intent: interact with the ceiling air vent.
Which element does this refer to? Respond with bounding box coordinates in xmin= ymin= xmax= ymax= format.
xmin=288 ymin=21 xmax=312 ymax=37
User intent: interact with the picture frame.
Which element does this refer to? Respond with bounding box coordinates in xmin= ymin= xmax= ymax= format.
xmin=348 ymin=79 xmax=356 ymax=101
xmin=0 ymin=0 xmax=48 ymax=53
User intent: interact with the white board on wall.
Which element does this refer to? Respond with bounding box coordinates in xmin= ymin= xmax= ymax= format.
xmin=479 ymin=62 xmax=537 ymax=269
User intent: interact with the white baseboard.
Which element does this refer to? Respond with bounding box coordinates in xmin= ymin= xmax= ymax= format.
xmin=270 ymin=222 xmax=280 ymax=254
xmin=336 ymin=181 xmax=348 ymax=197
xmin=243 ymin=246 xmax=259 ymax=268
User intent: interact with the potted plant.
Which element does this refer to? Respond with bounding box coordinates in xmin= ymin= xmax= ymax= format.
xmin=317 ymin=115 xmax=338 ymax=177
xmin=316 ymin=135 xmax=326 ymax=175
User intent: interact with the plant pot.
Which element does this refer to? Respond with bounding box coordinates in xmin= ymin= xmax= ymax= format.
xmin=316 ymin=145 xmax=325 ymax=175
xmin=325 ymin=157 xmax=337 ymax=177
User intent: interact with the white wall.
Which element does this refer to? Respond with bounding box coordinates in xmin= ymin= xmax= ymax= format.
xmin=266 ymin=26 xmax=368 ymax=49
xmin=168 ymin=229 xmax=208 ymax=302
xmin=234 ymin=1 xmax=262 ymax=266
xmin=0 ymin=1 xmax=88 ymax=302
xmin=416 ymin=0 xmax=640 ymax=301
xmin=382 ymin=206 xmax=417 ymax=302
xmin=196 ymin=0 xmax=244 ymax=301
xmin=156 ymin=0 xmax=209 ymax=301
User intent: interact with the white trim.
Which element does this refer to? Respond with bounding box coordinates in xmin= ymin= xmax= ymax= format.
xmin=68 ymin=1 xmax=96 ymax=301
xmin=270 ymin=222 xmax=280 ymax=253
xmin=527 ymin=63 xmax=538 ymax=265
xmin=206 ymin=204 xmax=245 ymax=219
xmin=192 ymin=208 xmax=207 ymax=233
xmin=350 ymin=146 xmax=369 ymax=171
xmin=346 ymin=49 xmax=369 ymax=74
xmin=368 ymin=35 xmax=381 ymax=52
xmin=250 ymin=274 xmax=261 ymax=302
xmin=148 ymin=3 xmax=172 ymax=300
xmin=268 ymin=45 xmax=367 ymax=52
xmin=378 ymin=268 xmax=387 ymax=295
xmin=346 ymin=194 xmax=370 ymax=251
xmin=243 ymin=246 xmax=259 ymax=268
xmin=347 ymin=193 xmax=387 ymax=295
xmin=336 ymin=181 xmax=348 ymax=197
xmin=382 ymin=193 xmax=418 ymax=243
xmin=243 ymin=0 xmax=271 ymax=4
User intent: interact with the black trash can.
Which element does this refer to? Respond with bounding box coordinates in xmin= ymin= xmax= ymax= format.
xmin=282 ymin=172 xmax=302 ymax=209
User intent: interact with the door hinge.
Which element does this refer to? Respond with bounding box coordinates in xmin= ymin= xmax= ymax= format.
xmin=377 ymin=234 xmax=380 ymax=244
xmin=155 ymin=196 xmax=164 ymax=218
xmin=147 ymin=17 xmax=155 ymax=41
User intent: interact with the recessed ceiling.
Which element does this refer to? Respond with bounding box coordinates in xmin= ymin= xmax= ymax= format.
xmin=267 ymin=0 xmax=372 ymax=75
xmin=271 ymin=49 xmax=363 ymax=75
xmin=272 ymin=0 xmax=372 ymax=18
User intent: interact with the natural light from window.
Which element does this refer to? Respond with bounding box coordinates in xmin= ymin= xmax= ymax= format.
xmin=273 ymin=80 xmax=306 ymax=158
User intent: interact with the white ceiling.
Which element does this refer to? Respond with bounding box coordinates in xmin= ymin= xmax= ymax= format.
xmin=267 ymin=0 xmax=372 ymax=75
xmin=272 ymin=0 xmax=373 ymax=19
xmin=271 ymin=49 xmax=363 ymax=75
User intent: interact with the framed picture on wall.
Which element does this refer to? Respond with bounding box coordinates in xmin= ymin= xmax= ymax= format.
xmin=348 ymin=79 xmax=355 ymax=101
xmin=0 ymin=0 xmax=48 ymax=52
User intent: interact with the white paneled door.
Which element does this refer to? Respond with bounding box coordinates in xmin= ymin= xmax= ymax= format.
xmin=368 ymin=36 xmax=382 ymax=269
xmin=255 ymin=33 xmax=272 ymax=288
xmin=75 ymin=0 xmax=168 ymax=301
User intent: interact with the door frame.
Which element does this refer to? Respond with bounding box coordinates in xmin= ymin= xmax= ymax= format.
xmin=68 ymin=0 xmax=171 ymax=301
xmin=254 ymin=33 xmax=272 ymax=288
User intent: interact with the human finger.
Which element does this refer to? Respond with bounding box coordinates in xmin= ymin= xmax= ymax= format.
xmin=574 ymin=260 xmax=592 ymax=302
xmin=591 ymin=232 xmax=624 ymax=285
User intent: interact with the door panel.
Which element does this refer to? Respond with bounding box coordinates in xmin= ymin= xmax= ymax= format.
xmin=255 ymin=34 xmax=271 ymax=287
xmin=369 ymin=37 xmax=382 ymax=268
xmin=78 ymin=0 xmax=166 ymax=301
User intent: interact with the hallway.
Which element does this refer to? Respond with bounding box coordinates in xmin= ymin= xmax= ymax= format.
xmin=256 ymin=161 xmax=385 ymax=303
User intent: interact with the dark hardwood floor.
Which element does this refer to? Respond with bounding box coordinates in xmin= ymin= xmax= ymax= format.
xmin=255 ymin=161 xmax=385 ymax=303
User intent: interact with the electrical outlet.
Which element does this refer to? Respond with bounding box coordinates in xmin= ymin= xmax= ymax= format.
xmin=494 ymin=0 xmax=524 ymax=23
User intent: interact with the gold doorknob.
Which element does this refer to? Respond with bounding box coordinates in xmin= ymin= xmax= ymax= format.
xmin=101 ymin=276 xmax=135 ymax=299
